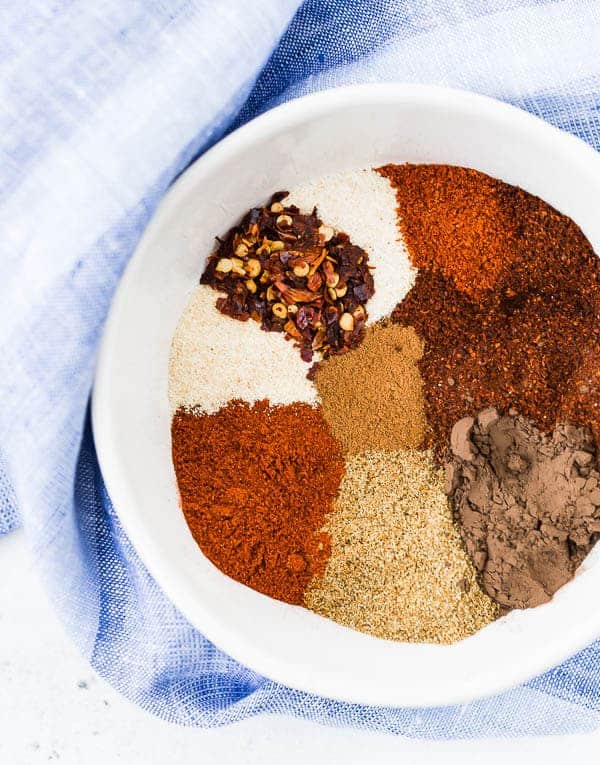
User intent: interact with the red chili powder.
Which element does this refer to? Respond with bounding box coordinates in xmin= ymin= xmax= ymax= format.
xmin=171 ymin=399 xmax=345 ymax=604
xmin=386 ymin=164 xmax=600 ymax=451
xmin=379 ymin=164 xmax=520 ymax=301
xmin=560 ymin=344 xmax=600 ymax=450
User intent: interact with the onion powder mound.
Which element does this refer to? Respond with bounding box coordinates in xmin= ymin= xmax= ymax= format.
xmin=169 ymin=284 xmax=317 ymax=414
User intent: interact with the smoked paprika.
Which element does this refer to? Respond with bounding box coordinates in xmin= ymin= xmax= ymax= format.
xmin=171 ymin=399 xmax=344 ymax=604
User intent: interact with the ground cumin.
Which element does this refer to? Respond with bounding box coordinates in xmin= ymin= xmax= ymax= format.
xmin=305 ymin=449 xmax=499 ymax=643
xmin=387 ymin=164 xmax=600 ymax=451
xmin=171 ymin=400 xmax=344 ymax=604
xmin=312 ymin=323 xmax=427 ymax=455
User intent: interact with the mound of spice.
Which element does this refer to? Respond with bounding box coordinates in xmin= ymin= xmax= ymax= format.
xmin=171 ymin=399 xmax=344 ymax=604
xmin=169 ymin=284 xmax=318 ymax=414
xmin=312 ymin=322 xmax=428 ymax=455
xmin=378 ymin=164 xmax=518 ymax=302
xmin=388 ymin=165 xmax=600 ymax=450
xmin=447 ymin=409 xmax=600 ymax=609
xmin=200 ymin=193 xmax=375 ymax=362
xmin=305 ymin=450 xmax=498 ymax=643
xmin=285 ymin=169 xmax=415 ymax=322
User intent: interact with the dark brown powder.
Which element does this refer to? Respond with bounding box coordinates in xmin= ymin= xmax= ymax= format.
xmin=446 ymin=408 xmax=600 ymax=609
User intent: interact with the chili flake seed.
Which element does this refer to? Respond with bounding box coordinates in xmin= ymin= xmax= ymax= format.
xmin=200 ymin=192 xmax=375 ymax=363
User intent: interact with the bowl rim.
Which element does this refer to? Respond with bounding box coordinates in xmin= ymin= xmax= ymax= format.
xmin=93 ymin=82 xmax=600 ymax=707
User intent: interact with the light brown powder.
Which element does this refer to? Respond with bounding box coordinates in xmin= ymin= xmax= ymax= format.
xmin=304 ymin=450 xmax=499 ymax=644
xmin=313 ymin=323 xmax=427 ymax=455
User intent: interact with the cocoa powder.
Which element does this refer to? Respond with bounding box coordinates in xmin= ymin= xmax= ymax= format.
xmin=446 ymin=408 xmax=600 ymax=609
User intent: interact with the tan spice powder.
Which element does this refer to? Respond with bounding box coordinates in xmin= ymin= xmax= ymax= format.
xmin=313 ymin=323 xmax=427 ymax=455
xmin=304 ymin=450 xmax=499 ymax=644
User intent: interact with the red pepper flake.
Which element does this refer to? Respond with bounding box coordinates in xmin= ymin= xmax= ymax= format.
xmin=200 ymin=192 xmax=375 ymax=364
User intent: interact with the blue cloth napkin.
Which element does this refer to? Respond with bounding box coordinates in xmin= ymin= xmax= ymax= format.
xmin=2 ymin=0 xmax=600 ymax=734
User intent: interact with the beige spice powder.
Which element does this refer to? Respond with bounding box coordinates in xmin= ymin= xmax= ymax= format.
xmin=304 ymin=450 xmax=499 ymax=644
xmin=313 ymin=323 xmax=427 ymax=455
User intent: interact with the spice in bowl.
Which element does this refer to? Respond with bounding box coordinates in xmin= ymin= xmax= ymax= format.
xmin=200 ymin=192 xmax=375 ymax=363
xmin=389 ymin=164 xmax=600 ymax=451
xmin=168 ymin=163 xmax=600 ymax=645
xmin=446 ymin=408 xmax=600 ymax=610
xmin=171 ymin=399 xmax=344 ymax=604
xmin=304 ymin=449 xmax=498 ymax=644
xmin=312 ymin=322 xmax=427 ymax=455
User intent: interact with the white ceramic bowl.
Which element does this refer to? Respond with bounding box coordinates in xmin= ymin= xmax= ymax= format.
xmin=93 ymin=84 xmax=600 ymax=707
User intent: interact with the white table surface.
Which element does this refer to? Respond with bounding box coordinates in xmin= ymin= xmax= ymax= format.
xmin=1 ymin=529 xmax=599 ymax=764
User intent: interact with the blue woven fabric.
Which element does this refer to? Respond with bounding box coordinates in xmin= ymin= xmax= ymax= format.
xmin=2 ymin=0 xmax=600 ymax=734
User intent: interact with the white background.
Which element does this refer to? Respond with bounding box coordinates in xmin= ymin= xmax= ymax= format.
xmin=1 ymin=530 xmax=599 ymax=764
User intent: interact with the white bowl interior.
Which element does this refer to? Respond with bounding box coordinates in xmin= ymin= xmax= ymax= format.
xmin=93 ymin=84 xmax=600 ymax=707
